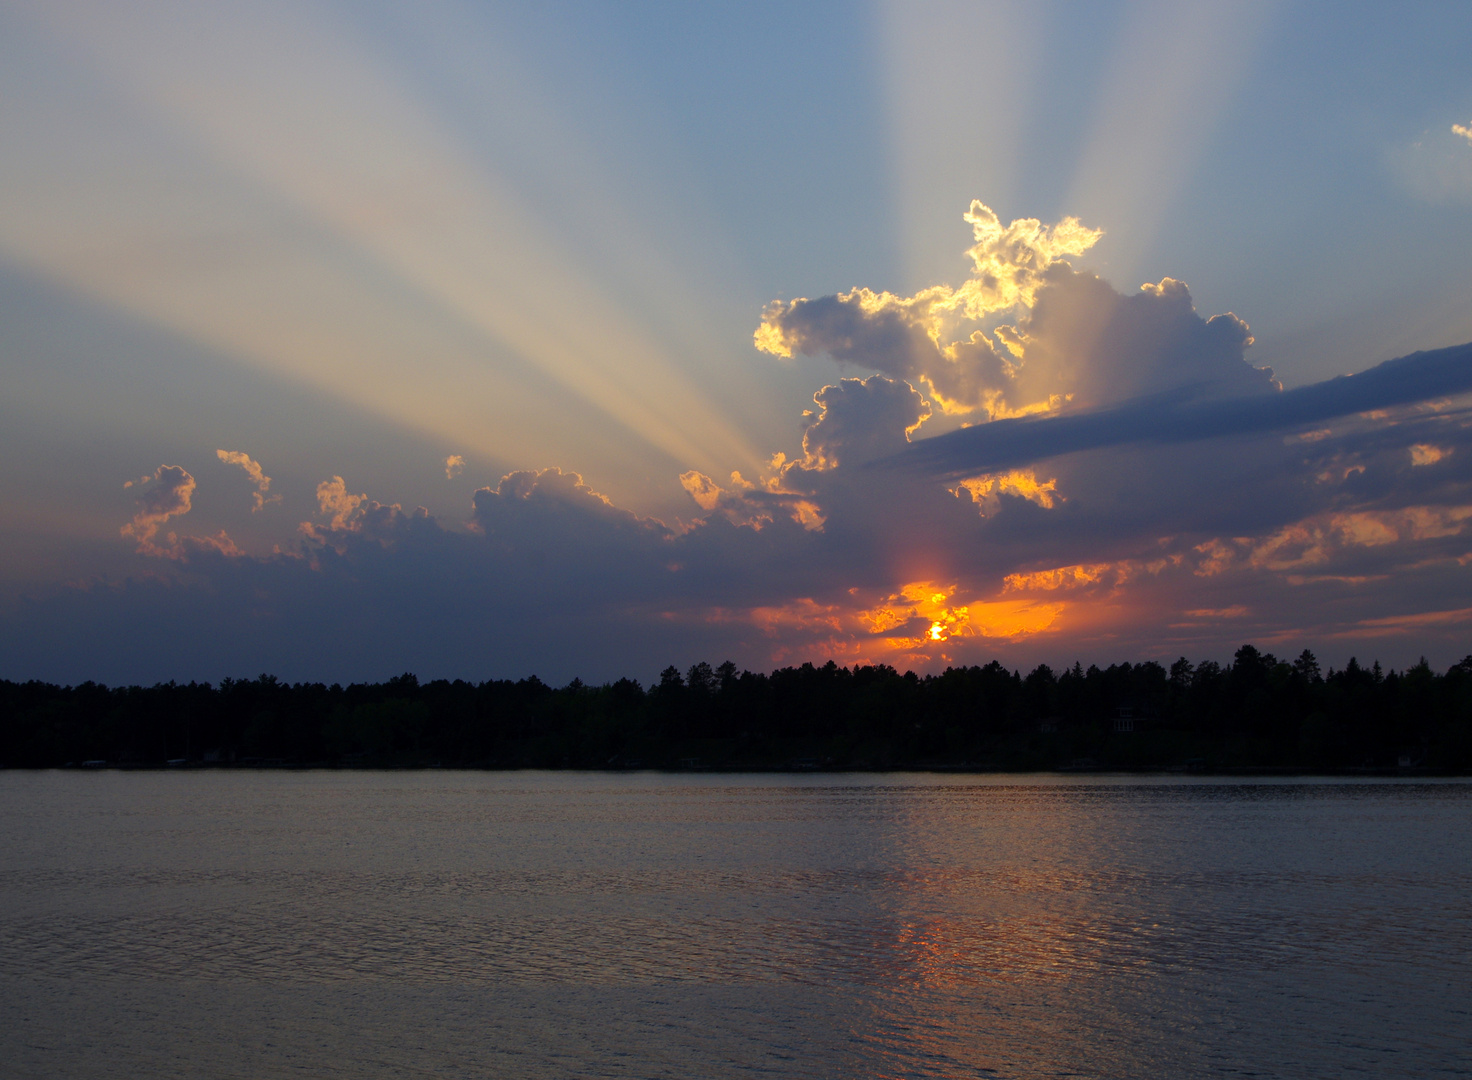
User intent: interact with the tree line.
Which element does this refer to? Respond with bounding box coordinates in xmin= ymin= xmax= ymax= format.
xmin=2 ymin=646 xmax=1470 ymax=771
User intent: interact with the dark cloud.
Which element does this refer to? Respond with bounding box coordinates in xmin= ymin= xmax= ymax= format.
xmin=895 ymin=342 xmax=1472 ymax=478
xmin=798 ymin=376 xmax=931 ymax=468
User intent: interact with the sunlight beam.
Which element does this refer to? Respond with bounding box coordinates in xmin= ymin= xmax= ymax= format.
xmin=5 ymin=0 xmax=761 ymax=485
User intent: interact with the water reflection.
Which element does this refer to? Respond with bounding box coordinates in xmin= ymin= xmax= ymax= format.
xmin=0 ymin=772 xmax=1468 ymax=1078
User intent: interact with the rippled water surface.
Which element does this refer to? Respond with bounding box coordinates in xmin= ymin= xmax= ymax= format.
xmin=1 ymin=771 xmax=1469 ymax=1078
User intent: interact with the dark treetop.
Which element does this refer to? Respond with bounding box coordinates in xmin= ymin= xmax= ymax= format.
xmin=3 ymin=647 xmax=1470 ymax=772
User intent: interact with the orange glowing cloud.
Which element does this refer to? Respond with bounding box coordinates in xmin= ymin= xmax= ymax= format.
xmin=1410 ymin=444 xmax=1450 ymax=466
xmin=315 ymin=476 xmax=366 ymax=529
xmin=1003 ymin=563 xmax=1111 ymax=592
xmin=1236 ymin=505 xmax=1472 ymax=573
xmin=216 ymin=449 xmax=278 ymax=511
xmin=678 ymin=466 xmax=825 ymax=531
xmin=121 ymin=465 xmax=197 ymax=552
xmin=952 ymin=469 xmax=1060 ymax=513
xmin=121 ymin=464 xmax=242 ymax=559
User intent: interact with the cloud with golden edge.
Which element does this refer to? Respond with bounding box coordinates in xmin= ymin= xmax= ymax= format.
xmin=444 ymin=454 xmax=465 ymax=479
xmin=315 ymin=476 xmax=366 ymax=529
xmin=121 ymin=465 xmax=242 ymax=559
xmin=679 ymin=374 xmax=931 ymax=532
xmin=1193 ymin=505 xmax=1472 ymax=577
xmin=216 ymin=449 xmax=278 ymax=511
xmin=755 ymin=200 xmax=1270 ymax=425
xmin=755 ymin=201 xmax=1099 ymax=357
xmin=953 ymin=469 xmax=1059 ymax=514
xmin=121 ymin=464 xmax=196 ymax=552
xmin=678 ymin=467 xmax=824 ymax=532
xmin=1454 ymin=122 xmax=1472 ymax=145
xmin=301 ymin=477 xmax=429 ymax=548
xmin=1410 ymin=443 xmax=1450 ymax=466
xmin=755 ymin=201 xmax=1101 ymax=417
xmin=1003 ymin=563 xmax=1111 ymax=593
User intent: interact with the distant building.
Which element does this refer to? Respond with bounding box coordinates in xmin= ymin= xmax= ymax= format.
xmin=1038 ymin=717 xmax=1060 ymax=734
xmin=1112 ymin=706 xmax=1135 ymax=734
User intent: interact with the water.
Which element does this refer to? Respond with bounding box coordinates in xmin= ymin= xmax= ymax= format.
xmin=0 ymin=771 xmax=1468 ymax=1079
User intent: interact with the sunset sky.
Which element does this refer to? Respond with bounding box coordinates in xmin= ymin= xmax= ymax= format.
xmin=3 ymin=0 xmax=1471 ymax=685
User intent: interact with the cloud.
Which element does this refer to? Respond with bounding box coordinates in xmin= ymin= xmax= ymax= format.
xmin=314 ymin=476 xmax=366 ymax=530
xmin=444 ymin=454 xmax=465 ymax=479
xmin=756 ymin=202 xmax=1105 ymax=416
xmin=753 ymin=201 xmax=1272 ymax=419
xmin=798 ymin=376 xmax=931 ymax=469
xmin=895 ymin=342 xmax=1472 ymax=478
xmin=470 ymin=468 xmax=674 ymax=577
xmin=677 ymin=375 xmax=935 ymax=533
xmin=1455 ymin=122 xmax=1472 ymax=145
xmin=120 ymin=465 xmax=197 ymax=553
xmin=119 ymin=464 xmax=245 ymax=560
xmin=215 ymin=449 xmax=277 ymax=511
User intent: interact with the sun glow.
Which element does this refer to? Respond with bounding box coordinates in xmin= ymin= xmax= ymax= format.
xmin=858 ymin=580 xmax=1064 ymax=654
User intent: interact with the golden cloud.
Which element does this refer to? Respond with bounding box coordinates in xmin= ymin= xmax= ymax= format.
xmin=953 ymin=469 xmax=1060 ymax=513
xmin=315 ymin=476 xmax=366 ymax=530
xmin=216 ymin=449 xmax=278 ymax=511
xmin=1410 ymin=444 xmax=1450 ymax=466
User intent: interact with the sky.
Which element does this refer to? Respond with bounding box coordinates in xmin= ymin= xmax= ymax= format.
xmin=2 ymin=0 xmax=1472 ymax=686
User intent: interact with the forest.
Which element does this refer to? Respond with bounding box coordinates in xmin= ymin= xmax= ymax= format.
xmin=2 ymin=646 xmax=1470 ymax=772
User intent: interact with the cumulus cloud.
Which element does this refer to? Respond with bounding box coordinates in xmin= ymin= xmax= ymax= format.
xmin=120 ymin=465 xmax=197 ymax=552
xmin=1455 ymin=122 xmax=1472 ymax=144
xmin=754 ymin=201 xmax=1270 ymax=418
xmin=798 ymin=376 xmax=932 ymax=469
xmin=445 ymin=454 xmax=465 ymax=479
xmin=757 ymin=202 xmax=1099 ymax=357
xmin=215 ymin=449 xmax=277 ymax=510
xmin=119 ymin=465 xmax=244 ymax=560
xmin=677 ymin=375 xmax=934 ymax=533
xmin=315 ymin=476 xmax=366 ymax=530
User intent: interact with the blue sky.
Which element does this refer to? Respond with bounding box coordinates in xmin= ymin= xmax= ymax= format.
xmin=2 ymin=0 xmax=1471 ymax=684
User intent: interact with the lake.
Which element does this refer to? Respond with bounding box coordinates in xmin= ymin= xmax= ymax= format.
xmin=1 ymin=771 xmax=1468 ymax=1078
